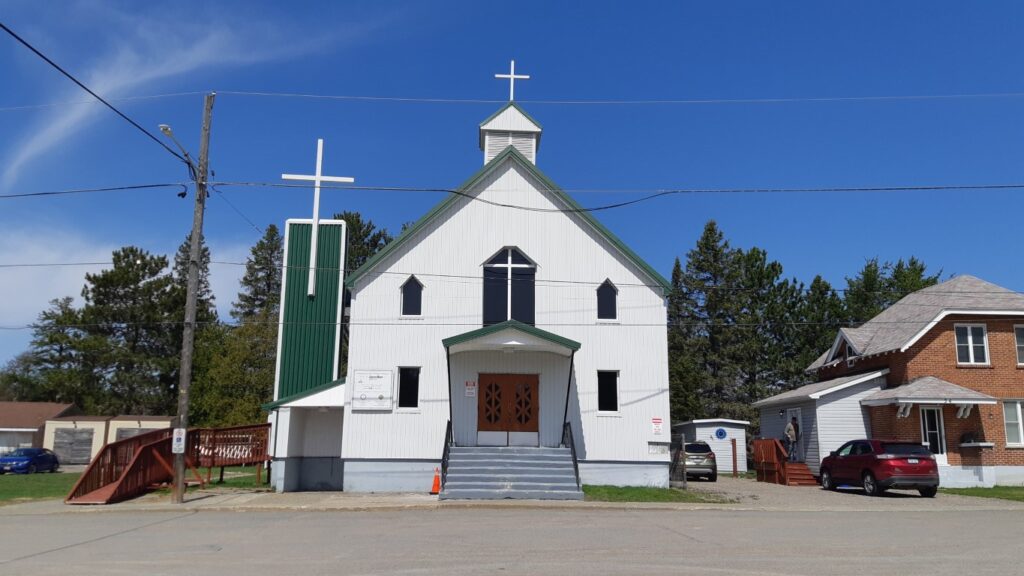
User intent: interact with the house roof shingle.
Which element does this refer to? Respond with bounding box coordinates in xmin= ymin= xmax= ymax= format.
xmin=808 ymin=275 xmax=1024 ymax=371
xmin=752 ymin=370 xmax=888 ymax=408
xmin=860 ymin=376 xmax=997 ymax=405
xmin=0 ymin=402 xmax=74 ymax=430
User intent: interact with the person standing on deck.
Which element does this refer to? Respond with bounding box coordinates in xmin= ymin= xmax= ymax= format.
xmin=785 ymin=417 xmax=800 ymax=462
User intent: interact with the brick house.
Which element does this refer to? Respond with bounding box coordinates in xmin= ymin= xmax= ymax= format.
xmin=755 ymin=275 xmax=1024 ymax=487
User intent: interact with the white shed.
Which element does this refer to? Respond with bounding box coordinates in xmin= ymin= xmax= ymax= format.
xmin=673 ymin=419 xmax=750 ymax=473
xmin=752 ymin=369 xmax=888 ymax=475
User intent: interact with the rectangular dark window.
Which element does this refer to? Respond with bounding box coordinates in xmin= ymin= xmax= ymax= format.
xmin=597 ymin=371 xmax=618 ymax=412
xmin=398 ymin=367 xmax=420 ymax=409
xmin=1016 ymin=327 xmax=1024 ymax=365
xmin=510 ymin=268 xmax=535 ymax=325
xmin=483 ymin=267 xmax=507 ymax=326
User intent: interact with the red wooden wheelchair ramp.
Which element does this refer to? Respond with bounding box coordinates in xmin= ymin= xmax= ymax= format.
xmin=66 ymin=424 xmax=269 ymax=505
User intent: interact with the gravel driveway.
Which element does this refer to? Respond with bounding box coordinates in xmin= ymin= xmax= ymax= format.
xmin=687 ymin=475 xmax=1024 ymax=511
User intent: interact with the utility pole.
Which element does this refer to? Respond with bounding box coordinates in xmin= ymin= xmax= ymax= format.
xmin=172 ymin=92 xmax=216 ymax=504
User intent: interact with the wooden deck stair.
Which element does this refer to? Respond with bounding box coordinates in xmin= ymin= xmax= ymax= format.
xmin=784 ymin=462 xmax=818 ymax=486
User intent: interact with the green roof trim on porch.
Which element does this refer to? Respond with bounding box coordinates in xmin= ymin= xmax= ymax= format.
xmin=442 ymin=320 xmax=581 ymax=352
xmin=262 ymin=378 xmax=346 ymax=411
xmin=344 ymin=145 xmax=671 ymax=294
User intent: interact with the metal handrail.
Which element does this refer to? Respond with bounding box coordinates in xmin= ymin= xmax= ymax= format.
xmin=440 ymin=419 xmax=453 ymax=490
xmin=562 ymin=421 xmax=580 ymax=489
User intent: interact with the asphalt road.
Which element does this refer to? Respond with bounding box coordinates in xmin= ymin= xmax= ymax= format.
xmin=0 ymin=507 xmax=1017 ymax=575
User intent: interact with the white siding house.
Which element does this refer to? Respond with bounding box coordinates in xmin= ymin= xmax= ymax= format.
xmin=268 ymin=101 xmax=673 ymax=495
xmin=673 ymin=419 xmax=750 ymax=473
xmin=753 ymin=370 xmax=887 ymax=475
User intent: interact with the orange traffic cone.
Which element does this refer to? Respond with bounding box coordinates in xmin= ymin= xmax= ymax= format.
xmin=430 ymin=467 xmax=441 ymax=495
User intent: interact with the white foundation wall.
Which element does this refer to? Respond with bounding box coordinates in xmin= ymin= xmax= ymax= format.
xmin=343 ymin=158 xmax=670 ymax=464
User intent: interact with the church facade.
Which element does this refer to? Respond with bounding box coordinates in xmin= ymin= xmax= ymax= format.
xmin=266 ymin=98 xmax=672 ymax=495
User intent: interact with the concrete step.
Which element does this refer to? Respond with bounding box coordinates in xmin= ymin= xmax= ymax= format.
xmin=448 ymin=452 xmax=572 ymax=462
xmin=440 ymin=488 xmax=584 ymax=501
xmin=446 ymin=473 xmax=577 ymax=484
xmin=450 ymin=465 xmax=574 ymax=476
xmin=450 ymin=446 xmax=570 ymax=455
xmin=443 ymin=481 xmax=581 ymax=491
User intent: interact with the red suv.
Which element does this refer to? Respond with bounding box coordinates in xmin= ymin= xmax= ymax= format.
xmin=819 ymin=439 xmax=939 ymax=497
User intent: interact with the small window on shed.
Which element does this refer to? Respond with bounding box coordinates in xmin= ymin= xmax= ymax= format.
xmin=398 ymin=367 xmax=420 ymax=409
xmin=597 ymin=371 xmax=619 ymax=412
xmin=597 ymin=280 xmax=617 ymax=320
xmin=401 ymin=276 xmax=422 ymax=316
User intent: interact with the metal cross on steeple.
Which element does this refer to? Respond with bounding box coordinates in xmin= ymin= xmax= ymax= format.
xmin=495 ymin=59 xmax=530 ymax=101
xmin=282 ymin=138 xmax=355 ymax=297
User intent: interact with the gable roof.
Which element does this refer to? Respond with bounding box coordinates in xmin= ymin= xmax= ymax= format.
xmin=752 ymin=370 xmax=888 ymax=409
xmin=807 ymin=275 xmax=1024 ymax=371
xmin=860 ymin=376 xmax=997 ymax=406
xmin=0 ymin=402 xmax=74 ymax=430
xmin=345 ymin=145 xmax=672 ymax=294
xmin=479 ymin=102 xmax=543 ymax=131
xmin=442 ymin=320 xmax=581 ymax=354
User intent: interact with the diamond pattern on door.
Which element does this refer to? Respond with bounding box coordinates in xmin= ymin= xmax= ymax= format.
xmin=483 ymin=381 xmax=502 ymax=425
xmin=515 ymin=383 xmax=534 ymax=425
xmin=477 ymin=374 xmax=539 ymax=433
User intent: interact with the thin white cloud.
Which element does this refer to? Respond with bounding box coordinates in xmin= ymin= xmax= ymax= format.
xmin=208 ymin=240 xmax=252 ymax=321
xmin=1 ymin=10 xmax=342 ymax=189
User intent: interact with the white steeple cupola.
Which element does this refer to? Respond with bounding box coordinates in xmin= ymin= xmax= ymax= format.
xmin=479 ymin=60 xmax=542 ymax=164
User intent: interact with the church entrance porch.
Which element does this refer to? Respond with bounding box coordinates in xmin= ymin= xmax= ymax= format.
xmin=477 ymin=373 xmax=540 ymax=446
xmin=442 ymin=320 xmax=581 ymax=449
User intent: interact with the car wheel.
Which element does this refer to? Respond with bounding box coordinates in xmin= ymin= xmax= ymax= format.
xmin=28 ymin=464 xmax=37 ymax=474
xmin=50 ymin=463 xmax=59 ymax=473
xmin=708 ymin=471 xmax=717 ymax=482
xmin=862 ymin=472 xmax=882 ymax=496
xmin=919 ymin=487 xmax=938 ymax=498
xmin=821 ymin=469 xmax=836 ymax=491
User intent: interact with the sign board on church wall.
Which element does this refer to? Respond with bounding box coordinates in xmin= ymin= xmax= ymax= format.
xmin=352 ymin=370 xmax=394 ymax=410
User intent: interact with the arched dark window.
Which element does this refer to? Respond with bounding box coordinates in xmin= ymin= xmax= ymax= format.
xmin=401 ymin=276 xmax=422 ymax=316
xmin=597 ymin=279 xmax=617 ymax=320
xmin=483 ymin=248 xmax=535 ymax=326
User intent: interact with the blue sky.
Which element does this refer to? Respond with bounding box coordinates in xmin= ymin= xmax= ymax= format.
xmin=2 ymin=1 xmax=1024 ymax=362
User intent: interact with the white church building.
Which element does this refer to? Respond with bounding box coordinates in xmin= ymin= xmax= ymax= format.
xmin=266 ymin=67 xmax=672 ymax=498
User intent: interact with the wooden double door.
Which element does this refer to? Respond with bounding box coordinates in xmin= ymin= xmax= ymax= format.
xmin=477 ymin=374 xmax=540 ymax=433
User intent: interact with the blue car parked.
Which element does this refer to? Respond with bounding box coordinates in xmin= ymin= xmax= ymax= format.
xmin=0 ymin=448 xmax=60 ymax=474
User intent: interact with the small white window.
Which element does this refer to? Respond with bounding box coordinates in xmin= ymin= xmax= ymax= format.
xmin=1015 ymin=326 xmax=1024 ymax=365
xmin=1003 ymin=401 xmax=1023 ymax=446
xmin=954 ymin=324 xmax=988 ymax=365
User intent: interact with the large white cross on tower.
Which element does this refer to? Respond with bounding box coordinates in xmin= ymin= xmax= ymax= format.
xmin=495 ymin=59 xmax=530 ymax=101
xmin=282 ymin=138 xmax=354 ymax=296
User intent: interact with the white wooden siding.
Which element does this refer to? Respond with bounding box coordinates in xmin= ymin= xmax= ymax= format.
xmin=759 ymin=399 xmax=819 ymax=474
xmin=679 ymin=423 xmax=748 ymax=473
xmin=480 ymin=106 xmax=542 ymax=133
xmin=344 ymin=158 xmax=670 ymax=463
xmin=815 ymin=375 xmax=884 ymax=464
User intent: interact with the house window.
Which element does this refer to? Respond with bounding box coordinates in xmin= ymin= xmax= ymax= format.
xmin=397 ymin=367 xmax=420 ymax=409
xmin=1015 ymin=326 xmax=1024 ymax=365
xmin=597 ymin=280 xmax=617 ymax=320
xmin=482 ymin=248 xmax=535 ymax=326
xmin=401 ymin=276 xmax=422 ymax=316
xmin=954 ymin=324 xmax=988 ymax=365
xmin=1004 ymin=401 xmax=1023 ymax=446
xmin=597 ymin=371 xmax=618 ymax=412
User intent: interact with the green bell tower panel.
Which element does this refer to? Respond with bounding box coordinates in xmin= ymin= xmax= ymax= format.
xmin=274 ymin=219 xmax=347 ymax=401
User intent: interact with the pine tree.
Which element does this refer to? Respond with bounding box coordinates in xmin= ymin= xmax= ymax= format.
xmin=232 ymin=224 xmax=283 ymax=320
xmin=172 ymin=233 xmax=216 ymax=322
xmin=884 ymin=257 xmax=940 ymax=305
xmin=79 ymin=247 xmax=178 ymax=414
xmin=843 ymin=258 xmax=887 ymax=325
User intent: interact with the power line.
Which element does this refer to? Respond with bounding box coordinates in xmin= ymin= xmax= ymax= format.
xmin=211 ymin=181 xmax=1024 ymax=214
xmin=0 ymin=183 xmax=189 ymax=199
xmin=0 ymin=91 xmax=208 ymax=113
xmin=2 ymin=316 xmax=1015 ymax=332
xmin=217 ymin=89 xmax=1024 ymax=106
xmin=0 ymin=22 xmax=188 ymax=165
xmin=209 ymin=184 xmax=264 ymax=235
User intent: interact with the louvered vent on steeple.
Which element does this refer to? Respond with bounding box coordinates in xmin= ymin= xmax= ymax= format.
xmin=479 ymin=102 xmax=542 ymax=164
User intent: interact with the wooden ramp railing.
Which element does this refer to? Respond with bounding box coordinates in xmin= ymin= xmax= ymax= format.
xmin=753 ymin=438 xmax=789 ymax=485
xmin=752 ymin=438 xmax=818 ymax=487
xmin=66 ymin=423 xmax=270 ymax=505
